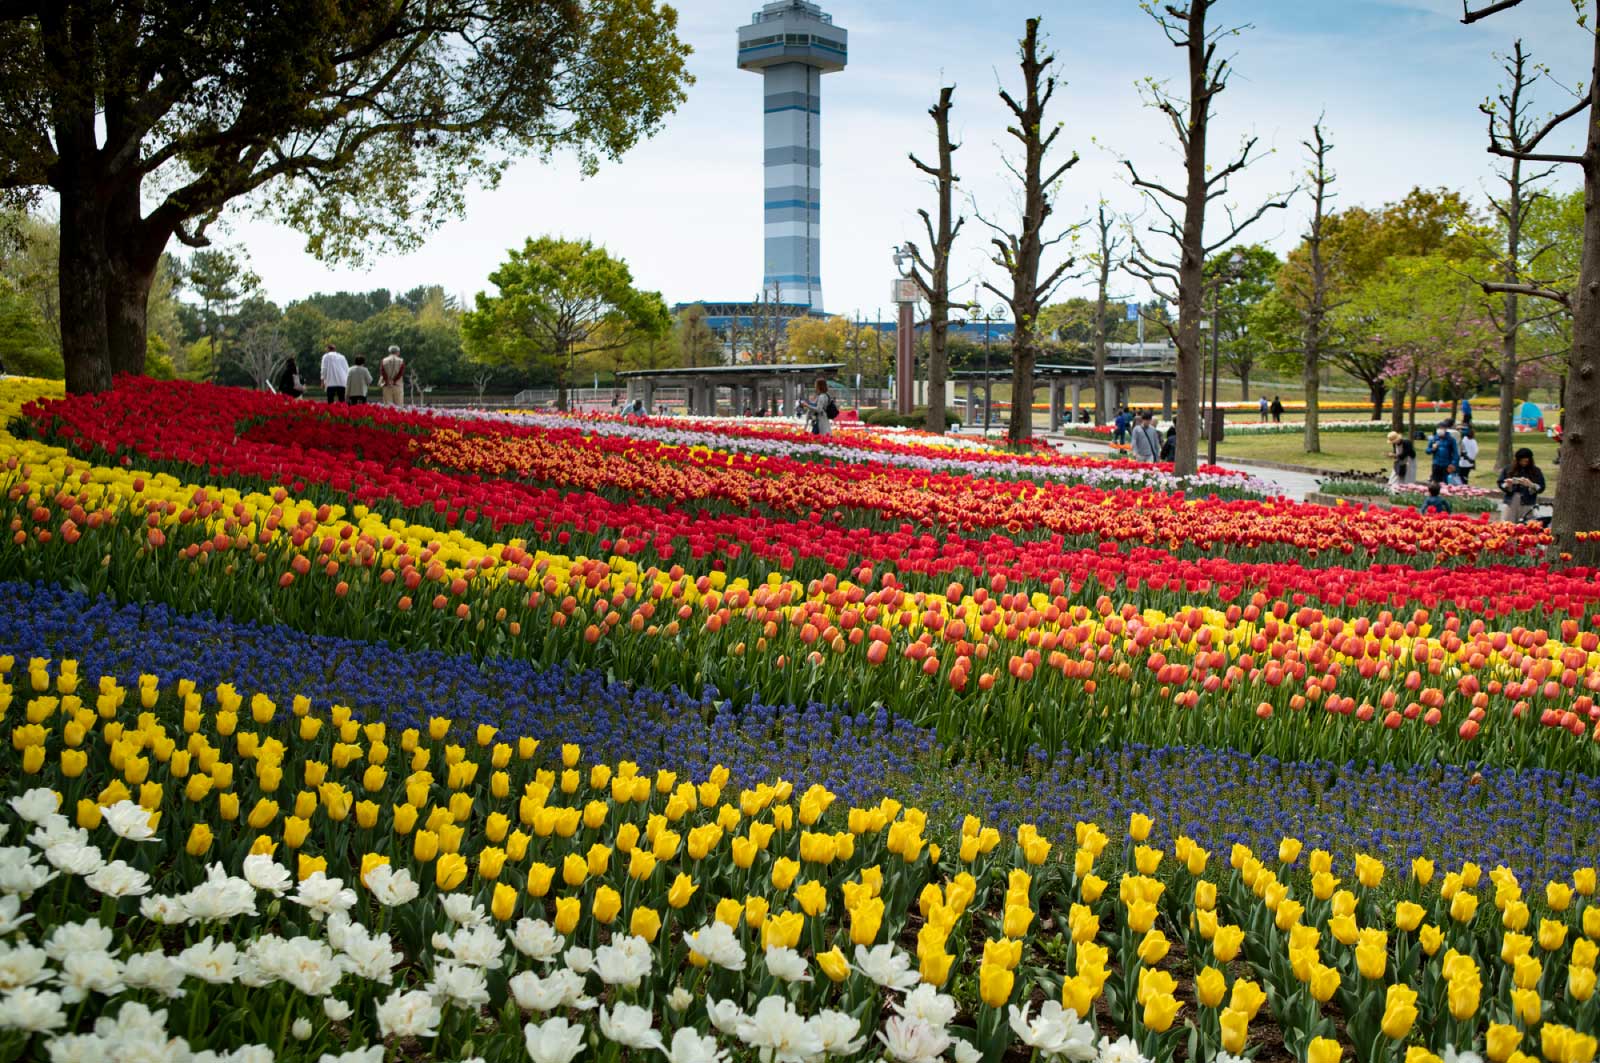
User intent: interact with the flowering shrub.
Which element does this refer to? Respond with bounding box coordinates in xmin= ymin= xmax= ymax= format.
xmin=1 ymin=655 xmax=1598 ymax=1062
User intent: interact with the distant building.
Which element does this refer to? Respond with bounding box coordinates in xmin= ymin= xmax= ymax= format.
xmin=737 ymin=1 xmax=847 ymax=311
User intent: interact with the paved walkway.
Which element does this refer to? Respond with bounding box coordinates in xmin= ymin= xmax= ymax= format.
xmin=1039 ymin=432 xmax=1326 ymax=501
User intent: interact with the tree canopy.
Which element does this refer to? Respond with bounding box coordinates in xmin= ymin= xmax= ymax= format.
xmin=0 ymin=0 xmax=693 ymax=392
xmin=462 ymin=237 xmax=670 ymax=409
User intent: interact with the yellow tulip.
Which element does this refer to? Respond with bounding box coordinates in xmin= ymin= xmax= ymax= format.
xmin=1229 ymin=979 xmax=1266 ymax=1021
xmin=817 ymin=946 xmax=850 ymax=983
xmin=1278 ymin=837 xmax=1303 ymax=864
xmin=1411 ymin=857 xmax=1435 ymax=885
xmin=1419 ymin=924 xmax=1443 ymax=956
xmin=1213 ymin=924 xmax=1245 ymax=964
xmin=526 ymin=862 xmax=554 ymax=897
xmin=1002 ymin=904 xmax=1033 ymax=939
xmin=1450 ymin=891 xmax=1479 ymax=924
xmin=1548 ymin=882 xmax=1574 ymax=911
xmin=1143 ymin=992 xmax=1179 ymax=1032
xmin=668 ymin=873 xmax=697 ymax=909
xmin=1395 ymin=901 xmax=1424 ymax=932
xmin=1448 ymin=972 xmax=1481 ymax=1018
xmin=1061 ymin=974 xmax=1096 ymax=1018
xmin=762 ymin=910 xmax=804 ymax=949
xmin=1404 ymin=1050 xmax=1441 ymax=1063
xmin=1218 ymin=1008 xmax=1249 ymax=1054
xmin=553 ymin=896 xmax=580 ymax=934
xmin=1356 ymin=942 xmax=1387 ymax=981
xmin=795 ymin=880 xmax=828 ymax=917
xmin=1138 ymin=929 xmax=1170 ymax=966
xmin=491 ymin=883 xmax=517 ymax=922
xmin=1194 ymin=967 xmax=1226 ymax=1009
xmin=978 ymin=962 xmax=1014 ymax=1007
xmin=298 ymin=854 xmax=327 ymax=881
xmin=849 ymin=896 xmax=884 ymax=945
xmin=1575 ymin=868 xmax=1597 ymax=896
xmin=435 ymin=853 xmax=467 ymax=891
xmin=282 ymin=815 xmax=310 ymax=849
xmin=185 ymin=823 xmax=213 ymax=857
xmin=745 ymin=895 xmax=768 ymax=930
xmin=75 ymin=799 xmax=102 ymax=830
xmin=1309 ymin=963 xmax=1340 ymax=1003
xmin=1381 ymin=983 xmax=1418 ymax=1039
xmin=1308 ymin=1037 xmax=1341 ymax=1063
xmin=1128 ymin=813 xmax=1152 ymax=841
xmin=1486 ymin=1023 xmax=1522 ymax=1063
xmin=630 ymin=905 xmax=662 ymax=942
xmin=592 ymin=885 xmax=622 ymax=924
xmin=1540 ymin=918 xmax=1570 ymax=952
xmin=1081 ymin=873 xmax=1107 ymax=902
xmin=1126 ymin=900 xmax=1157 ymax=933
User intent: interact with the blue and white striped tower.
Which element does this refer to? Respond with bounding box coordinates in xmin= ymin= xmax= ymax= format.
xmin=737 ymin=1 xmax=847 ymax=311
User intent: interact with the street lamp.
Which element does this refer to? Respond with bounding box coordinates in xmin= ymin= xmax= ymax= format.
xmin=890 ymin=246 xmax=919 ymax=413
xmin=967 ymin=302 xmax=1007 ymax=435
xmin=1207 ymin=250 xmax=1245 ymax=467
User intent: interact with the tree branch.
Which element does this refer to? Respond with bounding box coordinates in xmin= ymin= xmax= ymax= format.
xmin=1461 ymin=0 xmax=1526 ymax=24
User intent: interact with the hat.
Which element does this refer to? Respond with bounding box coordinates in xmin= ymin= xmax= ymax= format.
xmin=1386 ymin=431 xmax=1401 ymax=443
xmin=387 ymin=345 xmax=400 ymax=353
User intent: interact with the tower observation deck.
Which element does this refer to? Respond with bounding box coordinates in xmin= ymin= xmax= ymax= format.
xmin=737 ymin=1 xmax=847 ymax=311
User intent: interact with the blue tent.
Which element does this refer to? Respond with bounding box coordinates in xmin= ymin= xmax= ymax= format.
xmin=1514 ymin=401 xmax=1544 ymax=430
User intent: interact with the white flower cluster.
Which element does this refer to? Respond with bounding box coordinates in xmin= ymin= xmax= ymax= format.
xmin=443 ymin=407 xmax=1272 ymax=495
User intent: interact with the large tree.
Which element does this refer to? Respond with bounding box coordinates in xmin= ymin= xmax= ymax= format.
xmin=0 ymin=1 xmax=692 ymax=395
xmin=1481 ymin=41 xmax=1567 ymax=470
xmin=978 ymin=17 xmax=1079 ymax=443
xmin=461 ymin=237 xmax=670 ymax=410
xmin=1200 ymin=242 xmax=1278 ymax=401
xmin=1123 ymin=0 xmax=1293 ymax=476
xmin=1087 ymin=203 xmax=1126 ymax=425
xmin=1287 ymin=122 xmax=1337 ymax=453
xmin=906 ymin=85 xmax=965 ymax=435
xmin=673 ymin=304 xmax=722 ymax=369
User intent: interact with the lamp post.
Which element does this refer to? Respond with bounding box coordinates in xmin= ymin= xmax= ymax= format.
xmin=891 ymin=246 xmax=918 ymax=414
xmin=966 ymin=302 xmax=1006 ymax=435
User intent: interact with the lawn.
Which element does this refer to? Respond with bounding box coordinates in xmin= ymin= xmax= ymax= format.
xmin=1214 ymin=427 xmax=1560 ymax=476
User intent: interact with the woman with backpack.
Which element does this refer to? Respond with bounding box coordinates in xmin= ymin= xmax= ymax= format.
xmin=801 ymin=378 xmax=838 ymax=435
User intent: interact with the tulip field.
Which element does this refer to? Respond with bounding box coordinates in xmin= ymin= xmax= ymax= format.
xmin=1 ymin=376 xmax=1599 ymax=1063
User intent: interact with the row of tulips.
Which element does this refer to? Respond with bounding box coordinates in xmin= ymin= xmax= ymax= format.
xmin=4 ymin=579 xmax=1595 ymax=888
xmin=1 ymin=657 xmax=1599 ymax=1061
xmin=15 ymin=380 xmax=1588 ymax=630
xmin=4 ymin=431 xmax=1600 ymax=774
xmin=25 ymin=379 xmax=1549 ymax=565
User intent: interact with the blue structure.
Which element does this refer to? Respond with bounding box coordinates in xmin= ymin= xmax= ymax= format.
xmin=738 ymin=1 xmax=848 ymax=311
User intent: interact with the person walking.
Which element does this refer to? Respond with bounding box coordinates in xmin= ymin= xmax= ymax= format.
xmin=1387 ymin=431 xmax=1416 ymax=486
xmin=379 ymin=345 xmax=406 ymax=406
xmin=1258 ymin=395 xmax=1269 ymax=420
xmin=1497 ymin=448 xmax=1546 ymax=523
xmin=1112 ymin=407 xmax=1131 ymax=446
xmin=1159 ymin=424 xmax=1177 ymax=462
xmin=800 ymin=377 xmax=839 ymax=435
xmin=1425 ymin=423 xmax=1459 ymax=484
xmin=1457 ymin=426 xmax=1478 ymax=484
xmin=320 ymin=343 xmax=349 ymax=404
xmin=345 ymin=356 xmax=372 ymax=406
xmin=1131 ymin=413 xmax=1163 ymax=462
xmin=276 ymin=357 xmax=304 ymax=398
xmin=1461 ymin=397 xmax=1473 ymax=425
xmin=1269 ymin=396 xmax=1284 ymax=423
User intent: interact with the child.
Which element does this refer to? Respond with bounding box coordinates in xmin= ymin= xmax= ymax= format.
xmin=1420 ymin=481 xmax=1452 ymax=515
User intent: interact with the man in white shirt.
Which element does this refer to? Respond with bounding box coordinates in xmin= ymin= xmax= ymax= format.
xmin=1130 ymin=413 xmax=1163 ymax=462
xmin=379 ymin=346 xmax=406 ymax=406
xmin=320 ymin=343 xmax=350 ymax=403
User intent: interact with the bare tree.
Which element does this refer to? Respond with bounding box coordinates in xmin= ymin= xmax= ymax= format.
xmin=229 ymin=323 xmax=291 ymax=391
xmin=1461 ymin=0 xmax=1594 ymax=562
xmin=750 ymin=282 xmax=790 ymax=365
xmin=1482 ymin=41 xmax=1564 ymax=471
xmin=977 ymin=18 xmax=1080 ymax=442
xmin=906 ymin=85 xmax=966 ymax=435
xmin=1089 ymin=203 xmax=1126 ymax=426
xmin=1285 ymin=121 xmax=1338 ymax=454
xmin=1123 ymin=0 xmax=1294 ymax=475
xmin=473 ymin=370 xmax=494 ymax=406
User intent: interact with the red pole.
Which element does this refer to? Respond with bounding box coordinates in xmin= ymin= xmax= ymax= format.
xmin=896 ymin=301 xmax=915 ymax=413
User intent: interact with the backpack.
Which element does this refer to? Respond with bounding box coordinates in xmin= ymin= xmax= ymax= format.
xmin=825 ymin=395 xmax=839 ymax=420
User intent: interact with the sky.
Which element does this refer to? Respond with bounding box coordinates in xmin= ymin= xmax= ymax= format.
xmin=220 ymin=0 xmax=1591 ymax=323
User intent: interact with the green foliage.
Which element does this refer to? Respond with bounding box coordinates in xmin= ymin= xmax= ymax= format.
xmin=860 ymin=407 xmax=962 ymax=430
xmin=462 ymin=237 xmax=670 ymax=395
xmin=0 ymin=280 xmax=61 ymax=378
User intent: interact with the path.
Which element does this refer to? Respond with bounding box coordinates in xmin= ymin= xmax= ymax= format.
xmin=1039 ymin=432 xmax=1326 ymax=501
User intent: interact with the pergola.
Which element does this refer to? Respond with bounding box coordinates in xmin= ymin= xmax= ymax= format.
xmin=619 ymin=363 xmax=846 ymax=417
xmin=952 ymin=364 xmax=1177 ymax=431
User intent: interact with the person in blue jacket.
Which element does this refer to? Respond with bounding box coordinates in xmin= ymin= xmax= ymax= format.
xmin=1425 ymin=423 xmax=1459 ymax=483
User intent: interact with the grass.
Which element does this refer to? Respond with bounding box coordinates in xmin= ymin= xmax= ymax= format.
xmin=1211 ymin=428 xmax=1559 ymax=476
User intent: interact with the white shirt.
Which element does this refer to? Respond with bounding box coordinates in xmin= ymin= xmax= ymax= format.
xmin=321 ymin=351 xmax=349 ymax=387
xmin=1461 ymin=436 xmax=1479 ymax=466
xmin=1132 ymin=424 xmax=1162 ymax=461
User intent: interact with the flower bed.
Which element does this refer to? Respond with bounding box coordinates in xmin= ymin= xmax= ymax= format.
xmin=1 ymin=647 xmax=1597 ymax=1062
xmin=4 ymin=378 xmax=1600 ymax=771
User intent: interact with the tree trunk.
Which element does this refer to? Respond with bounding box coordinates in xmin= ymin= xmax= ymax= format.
xmin=1303 ymin=357 xmax=1321 ymax=449
xmin=1389 ymin=383 xmax=1405 ymax=435
xmin=914 ymin=85 xmax=960 ymax=437
xmin=1550 ymin=53 xmax=1600 ymax=562
xmin=1170 ymin=4 xmax=1212 ymax=478
xmin=1238 ymin=365 xmax=1250 ymax=402
xmin=1092 ymin=208 xmax=1113 ymax=427
xmin=59 ymin=194 xmax=115 ymax=395
xmin=104 ymin=183 xmax=162 ymax=379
